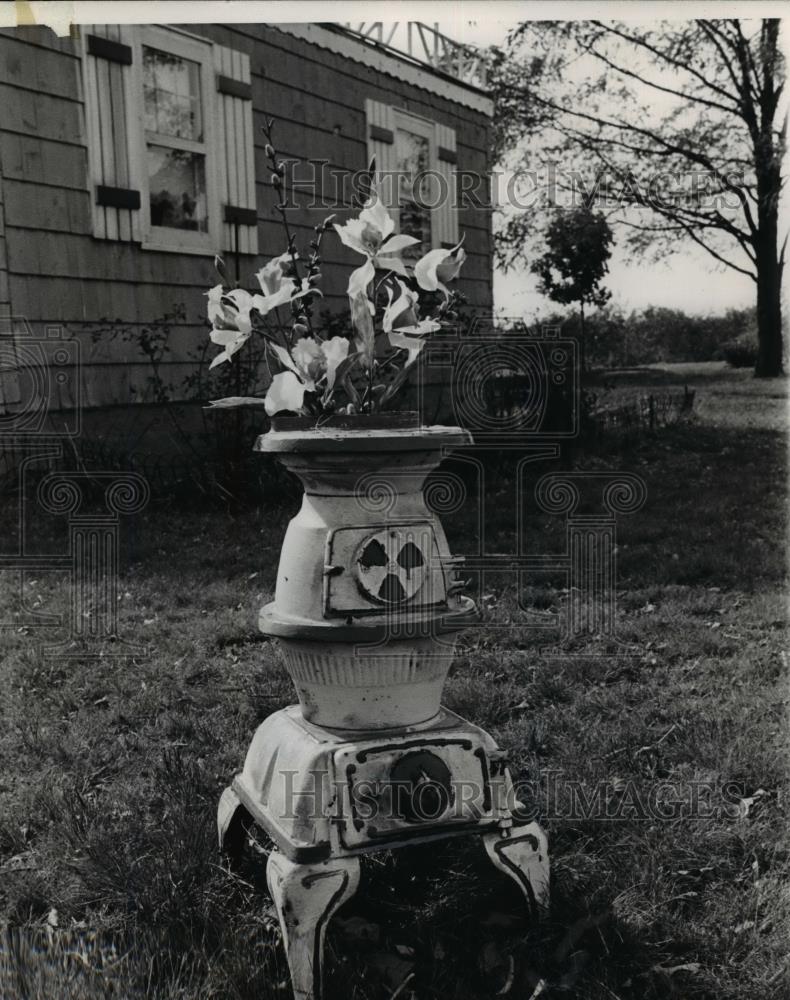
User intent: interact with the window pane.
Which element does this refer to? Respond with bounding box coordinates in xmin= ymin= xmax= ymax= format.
xmin=143 ymin=45 xmax=203 ymax=141
xmin=396 ymin=127 xmax=432 ymax=254
xmin=148 ymin=146 xmax=208 ymax=231
xmin=396 ymin=128 xmax=430 ymax=182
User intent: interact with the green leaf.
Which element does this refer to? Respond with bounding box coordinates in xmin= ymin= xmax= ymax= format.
xmin=343 ymin=374 xmax=362 ymax=409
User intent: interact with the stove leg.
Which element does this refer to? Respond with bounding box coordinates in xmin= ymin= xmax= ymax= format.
xmin=266 ymin=851 xmax=360 ymax=1000
xmin=483 ymin=823 xmax=550 ymax=918
xmin=217 ymin=786 xmax=251 ymax=870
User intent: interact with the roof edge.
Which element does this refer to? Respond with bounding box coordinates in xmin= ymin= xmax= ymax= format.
xmin=274 ymin=22 xmax=493 ymax=117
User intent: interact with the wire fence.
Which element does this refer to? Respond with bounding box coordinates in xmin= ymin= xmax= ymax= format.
xmin=588 ymin=387 xmax=696 ymax=440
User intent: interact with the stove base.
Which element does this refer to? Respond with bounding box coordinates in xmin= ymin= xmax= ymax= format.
xmin=219 ymin=705 xmax=549 ymax=1000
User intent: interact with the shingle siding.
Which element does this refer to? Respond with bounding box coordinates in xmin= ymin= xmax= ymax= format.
xmin=0 ymin=22 xmax=493 ymax=409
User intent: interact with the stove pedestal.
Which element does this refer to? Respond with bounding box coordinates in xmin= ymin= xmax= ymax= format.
xmin=219 ymin=705 xmax=549 ymax=1000
xmin=266 ymin=852 xmax=360 ymax=1000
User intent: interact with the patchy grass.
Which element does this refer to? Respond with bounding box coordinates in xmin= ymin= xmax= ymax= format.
xmin=589 ymin=361 xmax=788 ymax=432
xmin=0 ymin=373 xmax=787 ymax=999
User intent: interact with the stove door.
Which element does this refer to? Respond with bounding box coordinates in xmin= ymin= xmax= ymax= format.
xmin=323 ymin=522 xmax=447 ymax=617
xmin=333 ymin=736 xmax=499 ymax=850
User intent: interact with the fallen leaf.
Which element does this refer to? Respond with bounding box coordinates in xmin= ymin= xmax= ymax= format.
xmin=1 ymin=851 xmax=37 ymax=872
xmin=738 ymin=788 xmax=769 ymax=820
xmin=652 ymin=961 xmax=702 ymax=976
xmin=334 ymin=915 xmax=381 ymax=943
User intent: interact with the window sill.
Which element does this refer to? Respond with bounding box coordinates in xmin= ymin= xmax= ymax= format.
xmin=140 ymin=240 xmax=219 ymax=256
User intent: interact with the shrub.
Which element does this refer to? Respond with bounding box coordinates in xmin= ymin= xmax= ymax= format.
xmin=721 ymin=334 xmax=758 ymax=368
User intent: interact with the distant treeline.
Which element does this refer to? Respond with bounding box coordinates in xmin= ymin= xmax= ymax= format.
xmin=528 ymin=305 xmax=758 ymax=368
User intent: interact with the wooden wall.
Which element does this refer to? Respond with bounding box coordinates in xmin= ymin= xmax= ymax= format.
xmin=0 ymin=23 xmax=493 ymax=411
xmin=0 ymin=143 xmax=8 ymax=317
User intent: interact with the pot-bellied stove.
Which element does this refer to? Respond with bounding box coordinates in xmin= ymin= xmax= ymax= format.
xmin=218 ymin=420 xmax=549 ymax=1000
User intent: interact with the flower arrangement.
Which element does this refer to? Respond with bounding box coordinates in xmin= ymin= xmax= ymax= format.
xmin=206 ymin=120 xmax=465 ymax=419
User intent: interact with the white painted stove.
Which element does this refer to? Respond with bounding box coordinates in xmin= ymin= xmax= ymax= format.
xmin=218 ymin=420 xmax=549 ymax=1000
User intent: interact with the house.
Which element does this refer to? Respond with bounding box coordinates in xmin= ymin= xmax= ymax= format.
xmin=0 ymin=19 xmax=493 ymax=447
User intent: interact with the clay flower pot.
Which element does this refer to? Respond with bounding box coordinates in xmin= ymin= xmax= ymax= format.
xmin=257 ymin=413 xmax=477 ymax=730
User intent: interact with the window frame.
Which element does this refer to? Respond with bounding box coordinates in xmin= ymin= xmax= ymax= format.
xmin=392 ymin=108 xmax=441 ymax=251
xmin=129 ymin=25 xmax=221 ymax=255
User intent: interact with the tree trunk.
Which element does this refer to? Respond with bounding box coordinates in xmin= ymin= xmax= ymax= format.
xmin=754 ymin=234 xmax=783 ymax=377
xmin=579 ymin=300 xmax=586 ymax=377
xmin=753 ymin=19 xmax=784 ymax=379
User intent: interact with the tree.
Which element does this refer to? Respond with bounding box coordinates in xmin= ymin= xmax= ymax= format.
xmin=492 ymin=19 xmax=786 ymax=377
xmin=531 ymin=205 xmax=613 ymax=374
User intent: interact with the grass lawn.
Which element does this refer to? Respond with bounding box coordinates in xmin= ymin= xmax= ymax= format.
xmin=0 ymin=368 xmax=787 ymax=999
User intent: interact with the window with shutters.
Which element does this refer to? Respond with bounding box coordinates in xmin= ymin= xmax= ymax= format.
xmin=137 ymin=26 xmax=218 ymax=252
xmin=393 ymin=111 xmax=433 ymax=260
xmin=82 ymin=25 xmax=258 ymax=256
xmin=365 ymin=100 xmax=459 ymax=252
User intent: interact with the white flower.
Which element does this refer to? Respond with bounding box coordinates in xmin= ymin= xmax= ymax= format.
xmin=321 ymin=336 xmax=351 ymax=390
xmin=334 ymin=183 xmax=420 ymax=297
xmin=207 ymin=288 xmax=255 ymax=368
xmin=269 ymin=340 xmax=317 ymax=392
xmin=269 ymin=336 xmax=351 ymax=394
xmin=292 ymin=337 xmax=324 ymax=381
xmin=414 ymin=240 xmax=466 ymax=298
xmin=206 ymin=285 xmax=253 ymax=331
xmin=387 ymin=331 xmax=420 ymax=364
xmin=206 ymin=265 xmax=319 ymax=369
xmin=382 ymin=280 xmax=419 ymax=333
xmin=382 ymin=280 xmax=440 ymax=364
xmin=206 ymin=284 xmax=225 ymax=326
xmin=264 ymin=371 xmax=306 ymax=416
xmin=253 ymin=254 xmax=313 ymax=317
xmin=256 ymin=252 xmax=293 ymax=296
xmin=209 ymin=327 xmax=251 ymax=369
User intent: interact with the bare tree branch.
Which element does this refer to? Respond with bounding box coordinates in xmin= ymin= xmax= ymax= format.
xmin=590 ymin=20 xmax=742 ymax=107
xmin=578 ymin=28 xmax=742 ymax=118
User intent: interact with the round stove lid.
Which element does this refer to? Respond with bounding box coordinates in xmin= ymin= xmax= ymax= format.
xmin=255 ymin=424 xmax=472 ymax=454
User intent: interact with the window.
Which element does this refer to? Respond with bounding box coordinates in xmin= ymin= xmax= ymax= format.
xmin=82 ymin=25 xmax=258 ymax=255
xmin=394 ymin=114 xmax=434 ymax=258
xmin=136 ymin=27 xmax=218 ymax=252
xmin=365 ymin=99 xmax=459 ymax=251
xmin=143 ymin=47 xmax=207 ymax=235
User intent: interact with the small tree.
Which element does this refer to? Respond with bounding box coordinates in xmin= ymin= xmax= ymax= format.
xmin=531 ymin=205 xmax=614 ymax=373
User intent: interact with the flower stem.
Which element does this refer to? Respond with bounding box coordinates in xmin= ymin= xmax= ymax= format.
xmin=261 ymin=119 xmax=316 ymax=338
